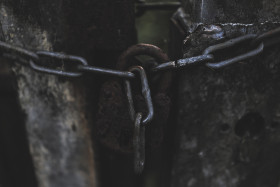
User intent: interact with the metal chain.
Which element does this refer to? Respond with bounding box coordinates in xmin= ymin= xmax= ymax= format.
xmin=1 ymin=26 xmax=279 ymax=78
xmin=0 ymin=26 xmax=279 ymax=122
xmin=0 ymin=41 xmax=136 ymax=79
xmin=0 ymin=26 xmax=279 ymax=120
xmin=124 ymin=66 xmax=152 ymax=173
xmin=152 ymin=26 xmax=280 ymax=72
xmin=1 ymin=25 xmax=280 ymax=173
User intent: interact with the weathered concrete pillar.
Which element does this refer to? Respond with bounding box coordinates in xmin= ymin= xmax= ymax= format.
xmin=0 ymin=61 xmax=37 ymax=187
xmin=0 ymin=1 xmax=97 ymax=186
xmin=171 ymin=0 xmax=280 ymax=187
xmin=0 ymin=0 xmax=136 ymax=186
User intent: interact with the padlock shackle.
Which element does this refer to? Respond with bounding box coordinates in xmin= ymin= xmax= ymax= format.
xmin=117 ymin=43 xmax=169 ymax=70
xmin=117 ymin=43 xmax=172 ymax=93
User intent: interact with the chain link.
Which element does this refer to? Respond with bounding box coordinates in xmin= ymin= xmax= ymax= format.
xmin=0 ymin=41 xmax=39 ymax=61
xmin=252 ymin=27 xmax=280 ymax=47
xmin=29 ymin=51 xmax=88 ymax=77
xmin=204 ymin=35 xmax=264 ymax=69
xmin=125 ymin=66 xmax=154 ymax=126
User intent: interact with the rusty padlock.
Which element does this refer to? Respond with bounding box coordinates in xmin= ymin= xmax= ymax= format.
xmin=95 ymin=43 xmax=172 ymax=154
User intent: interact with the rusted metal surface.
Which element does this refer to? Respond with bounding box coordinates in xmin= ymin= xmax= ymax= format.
xmin=117 ymin=43 xmax=172 ymax=92
xmin=117 ymin=43 xmax=170 ymax=70
xmin=96 ymin=44 xmax=172 ymax=154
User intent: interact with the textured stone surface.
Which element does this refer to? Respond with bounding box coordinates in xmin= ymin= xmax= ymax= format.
xmin=171 ymin=0 xmax=280 ymax=186
xmin=172 ymin=23 xmax=280 ymax=187
xmin=182 ymin=0 xmax=280 ymax=23
xmin=0 ymin=2 xmax=96 ymax=187
xmin=0 ymin=0 xmax=137 ymax=186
